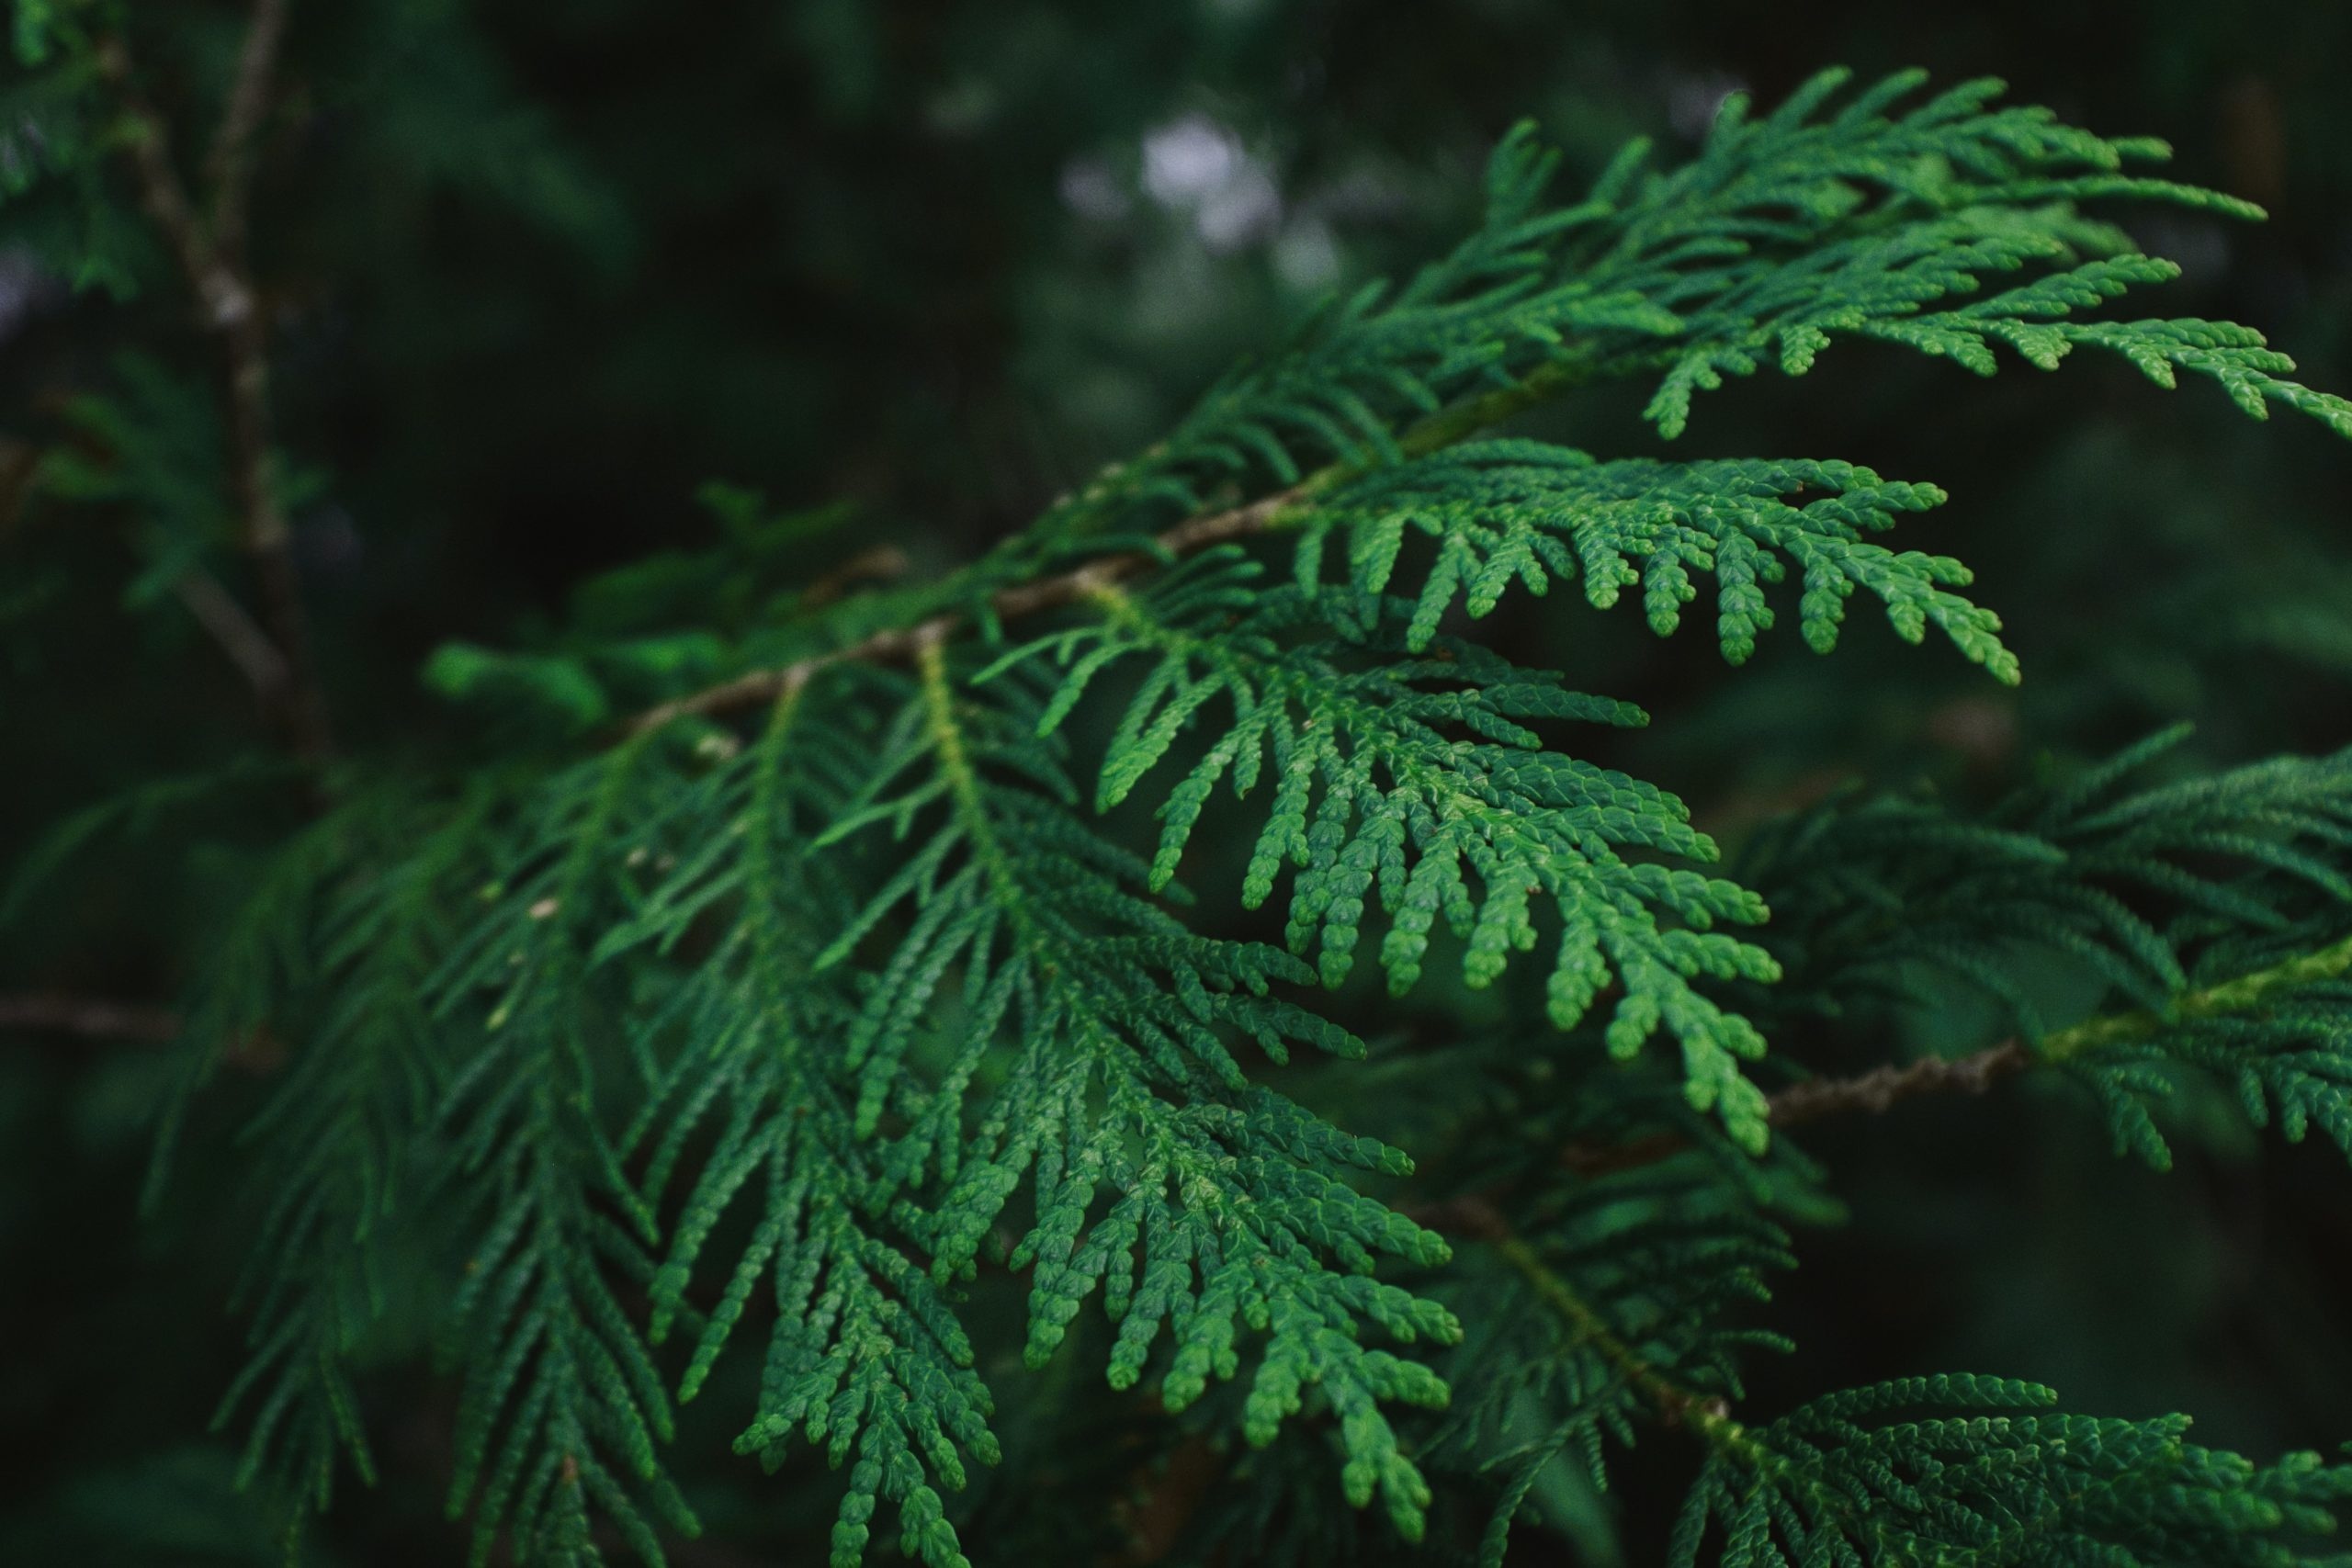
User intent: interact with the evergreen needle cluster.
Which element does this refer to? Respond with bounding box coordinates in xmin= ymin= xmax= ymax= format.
xmin=10 ymin=17 xmax=2352 ymax=1563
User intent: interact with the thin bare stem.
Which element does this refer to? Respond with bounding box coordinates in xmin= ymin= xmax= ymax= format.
xmin=622 ymin=482 xmax=1310 ymax=735
xmin=173 ymin=566 xmax=291 ymax=707
xmin=205 ymin=0 xmax=292 ymax=262
xmin=1558 ymin=1040 xmax=2031 ymax=1178
xmin=619 ymin=347 xmax=1645 ymax=739
xmin=96 ymin=20 xmax=332 ymax=764
xmin=93 ymin=39 xmax=232 ymax=320
xmin=0 ymin=993 xmax=181 ymax=1043
xmin=797 ymin=543 xmax=910 ymax=610
xmin=1554 ymin=929 xmax=2352 ymax=1178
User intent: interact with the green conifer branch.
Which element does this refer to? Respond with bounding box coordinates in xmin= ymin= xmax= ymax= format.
xmin=1550 ymin=928 xmax=2352 ymax=1178
xmin=620 ymin=66 xmax=2349 ymax=740
xmin=50 ymin=60 xmax=2344 ymax=1568
xmin=2043 ymin=930 xmax=2352 ymax=1063
xmin=1672 ymin=1376 xmax=2352 ymax=1566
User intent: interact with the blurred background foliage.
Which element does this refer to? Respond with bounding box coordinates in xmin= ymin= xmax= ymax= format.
xmin=4 ymin=1 xmax=2350 ymax=1562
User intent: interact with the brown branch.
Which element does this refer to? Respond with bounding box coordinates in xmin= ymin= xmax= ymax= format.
xmin=1555 ymin=1039 xmax=2031 ymax=1179
xmin=618 ymin=346 xmax=1638 ymax=739
xmin=0 ymin=993 xmax=181 ymax=1043
xmin=1409 ymin=1040 xmax=2033 ymax=1237
xmin=797 ymin=543 xmax=910 ymax=611
xmin=1433 ymin=935 xmax=2352 ymax=1203
xmin=93 ymin=39 xmax=232 ymax=320
xmin=173 ymin=566 xmax=291 ymax=706
xmin=1766 ymin=1037 xmax=2029 ymax=1125
xmin=204 ymin=0 xmax=291 ymax=262
xmin=96 ymin=21 xmax=332 ymax=765
xmin=622 ymin=483 xmax=1307 ymax=735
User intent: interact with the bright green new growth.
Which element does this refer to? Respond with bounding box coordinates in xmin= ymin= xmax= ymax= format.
xmin=15 ymin=52 xmax=2341 ymax=1564
xmin=992 ymin=557 xmax=1783 ymax=1146
xmin=1299 ymin=446 xmax=2005 ymax=676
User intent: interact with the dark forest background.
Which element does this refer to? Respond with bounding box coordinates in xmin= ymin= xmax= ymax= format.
xmin=5 ymin=2 xmax=2351 ymax=1562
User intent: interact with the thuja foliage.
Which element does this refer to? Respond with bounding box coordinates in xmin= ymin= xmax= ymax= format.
xmin=10 ymin=7 xmax=2352 ymax=1562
